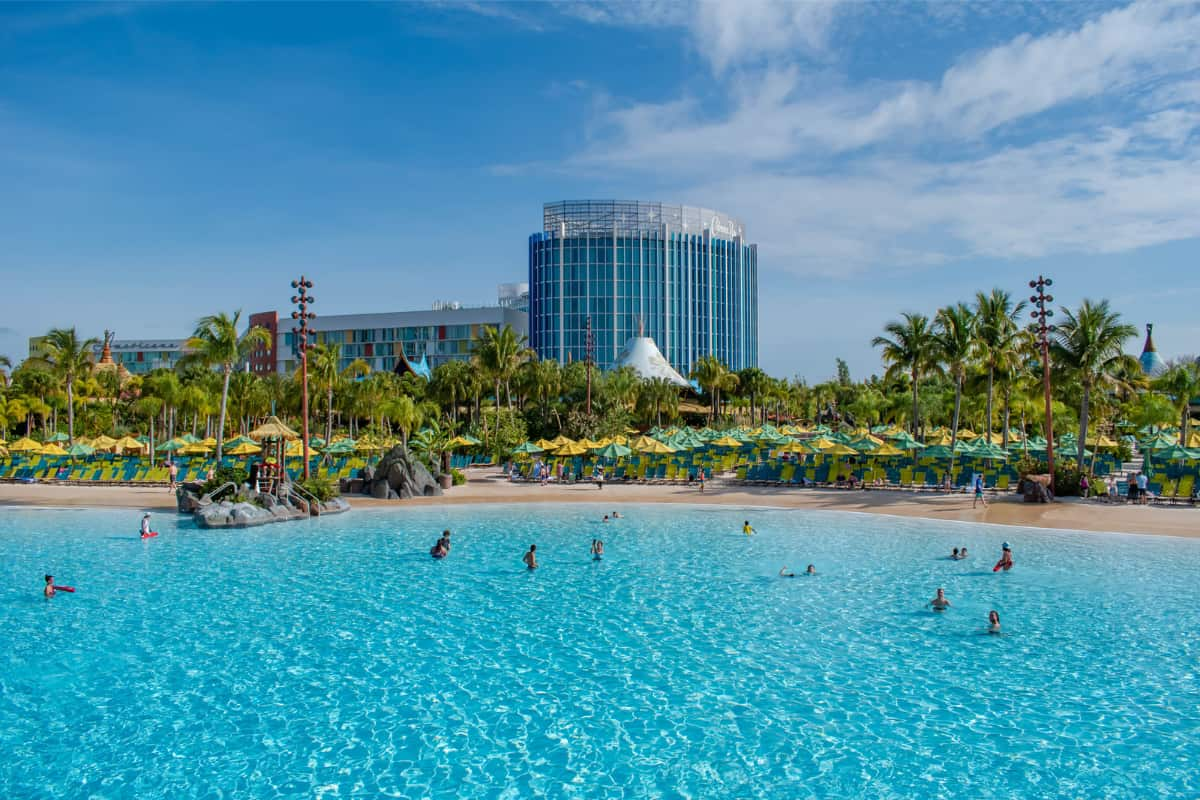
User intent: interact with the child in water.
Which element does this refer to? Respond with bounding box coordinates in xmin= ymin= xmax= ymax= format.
xmin=44 ymin=575 xmax=55 ymax=598
xmin=988 ymin=610 xmax=1001 ymax=634
xmin=743 ymin=521 xmax=756 ymax=536
xmin=591 ymin=539 xmax=604 ymax=560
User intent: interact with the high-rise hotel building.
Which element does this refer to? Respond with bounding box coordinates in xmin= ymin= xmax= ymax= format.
xmin=528 ymin=200 xmax=758 ymax=375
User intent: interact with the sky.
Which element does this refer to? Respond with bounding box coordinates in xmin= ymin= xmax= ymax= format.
xmin=2 ymin=0 xmax=1198 ymax=381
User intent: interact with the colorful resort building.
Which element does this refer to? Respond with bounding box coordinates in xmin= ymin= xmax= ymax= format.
xmin=529 ymin=200 xmax=759 ymax=377
xmin=28 ymin=334 xmax=187 ymax=376
xmin=249 ymin=285 xmax=528 ymax=377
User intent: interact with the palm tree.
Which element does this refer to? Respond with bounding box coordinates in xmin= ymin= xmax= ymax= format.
xmin=974 ymin=289 xmax=1027 ymax=440
xmin=38 ymin=328 xmax=100 ymax=443
xmin=637 ymin=377 xmax=680 ymax=427
xmin=933 ymin=303 xmax=975 ymax=456
xmin=474 ymin=325 xmax=529 ymax=409
xmin=383 ymin=394 xmax=423 ymax=446
xmin=431 ymin=359 xmax=476 ymax=425
xmin=691 ymin=356 xmax=737 ymax=421
xmin=308 ymin=344 xmax=343 ymax=444
xmin=1154 ymin=361 xmax=1200 ymax=444
xmin=1051 ymin=299 xmax=1137 ymax=465
xmin=0 ymin=355 xmax=11 ymax=387
xmin=184 ymin=311 xmax=271 ymax=460
xmin=737 ymin=367 xmax=770 ymax=424
xmin=872 ymin=313 xmax=938 ymax=435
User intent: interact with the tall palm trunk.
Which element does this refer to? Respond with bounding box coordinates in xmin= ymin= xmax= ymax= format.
xmin=949 ymin=374 xmax=963 ymax=478
xmin=326 ymin=386 xmax=334 ymax=444
xmin=1001 ymin=386 xmax=1012 ymax=449
xmin=66 ymin=378 xmax=75 ymax=443
xmin=985 ymin=367 xmax=994 ymax=439
xmin=216 ymin=364 xmax=231 ymax=460
xmin=1076 ymin=383 xmax=1091 ymax=467
xmin=910 ymin=366 xmax=919 ymax=435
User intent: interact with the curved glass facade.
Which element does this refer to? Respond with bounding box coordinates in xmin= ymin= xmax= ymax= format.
xmin=529 ymin=200 xmax=758 ymax=375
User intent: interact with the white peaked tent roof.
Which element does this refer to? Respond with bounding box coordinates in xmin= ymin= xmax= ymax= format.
xmin=613 ymin=337 xmax=691 ymax=387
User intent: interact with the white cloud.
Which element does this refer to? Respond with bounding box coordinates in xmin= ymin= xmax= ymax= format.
xmin=555 ymin=1 xmax=1200 ymax=273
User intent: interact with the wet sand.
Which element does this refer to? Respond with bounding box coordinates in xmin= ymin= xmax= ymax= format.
xmin=2 ymin=471 xmax=1197 ymax=539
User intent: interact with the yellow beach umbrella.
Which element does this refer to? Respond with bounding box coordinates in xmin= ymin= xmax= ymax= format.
xmin=548 ymin=434 xmax=573 ymax=448
xmin=8 ymin=437 xmax=42 ymax=453
xmin=534 ymin=438 xmax=557 ymax=450
xmin=552 ymin=442 xmax=590 ymax=456
xmin=447 ymin=435 xmax=477 ymax=449
xmin=226 ymin=441 xmax=263 ymax=456
xmin=822 ymin=443 xmax=860 ymax=456
xmin=957 ymin=429 xmax=979 ymax=440
xmin=575 ymin=437 xmax=602 ymax=449
xmin=636 ymin=438 xmax=676 ymax=454
xmin=285 ymin=440 xmax=320 ymax=457
xmin=1085 ymin=434 xmax=1119 ymax=448
xmin=199 ymin=437 xmax=218 ymax=448
xmin=807 ymin=437 xmax=836 ymax=450
xmin=181 ymin=443 xmax=212 ymax=455
xmin=926 ymin=431 xmax=954 ymax=446
xmin=777 ymin=440 xmax=812 ymax=454
xmin=611 ymin=434 xmax=629 ymax=445
xmin=872 ymin=443 xmax=905 ymax=457
xmin=91 ymin=434 xmax=118 ymax=450
xmin=40 ymin=443 xmax=68 ymax=456
xmin=709 ymin=435 xmax=744 ymax=448
xmin=115 ymin=435 xmax=146 ymax=453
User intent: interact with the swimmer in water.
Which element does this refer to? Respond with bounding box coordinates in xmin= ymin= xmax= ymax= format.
xmin=140 ymin=513 xmax=154 ymax=538
xmin=951 ymin=547 xmax=960 ymax=560
xmin=523 ymin=544 xmax=538 ymax=570
xmin=779 ymin=566 xmax=796 ymax=577
xmin=439 ymin=530 xmax=451 ymax=553
xmin=44 ymin=574 xmax=55 ymax=598
xmin=603 ymin=515 xmax=610 ymax=523
xmin=959 ymin=547 xmax=968 ymax=559
xmin=929 ymin=588 xmax=951 ymax=611
xmin=591 ymin=539 xmax=604 ymax=560
xmin=806 ymin=564 xmax=816 ymax=575
xmin=743 ymin=520 xmax=756 ymax=536
xmin=988 ymin=610 xmax=1001 ymax=634
xmin=611 ymin=511 xmax=621 ymax=519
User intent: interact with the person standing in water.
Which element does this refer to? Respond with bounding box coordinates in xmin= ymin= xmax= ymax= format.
xmin=988 ymin=610 xmax=1002 ymax=634
xmin=929 ymin=588 xmax=951 ymax=611
xmin=742 ymin=520 xmax=756 ymax=536
xmin=523 ymin=544 xmax=538 ymax=570
xmin=44 ymin=575 xmax=56 ymax=598
xmin=806 ymin=564 xmax=816 ymax=575
xmin=591 ymin=539 xmax=604 ymax=560
xmin=994 ymin=542 xmax=1013 ymax=572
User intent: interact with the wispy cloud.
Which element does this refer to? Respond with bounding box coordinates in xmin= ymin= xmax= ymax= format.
xmin=0 ymin=2 xmax=141 ymax=36
xmin=546 ymin=0 xmax=1200 ymax=274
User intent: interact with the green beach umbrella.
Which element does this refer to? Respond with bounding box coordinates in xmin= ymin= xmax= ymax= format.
xmin=593 ymin=442 xmax=632 ymax=458
xmin=511 ymin=441 xmax=545 ymax=455
xmin=891 ymin=432 xmax=925 ymax=450
xmin=1154 ymin=444 xmax=1194 ymax=461
xmin=156 ymin=439 xmax=186 ymax=452
xmin=921 ymin=444 xmax=955 ymax=459
xmin=66 ymin=442 xmax=95 ymax=457
xmin=46 ymin=431 xmax=70 ymax=443
xmin=325 ymin=439 xmax=357 ymax=455
xmin=972 ymin=442 xmax=1010 ymax=460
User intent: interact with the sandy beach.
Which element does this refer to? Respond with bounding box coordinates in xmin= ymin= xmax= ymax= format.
xmin=2 ymin=469 xmax=1197 ymax=539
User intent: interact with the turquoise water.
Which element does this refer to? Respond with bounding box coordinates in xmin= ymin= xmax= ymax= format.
xmin=2 ymin=503 xmax=1199 ymax=799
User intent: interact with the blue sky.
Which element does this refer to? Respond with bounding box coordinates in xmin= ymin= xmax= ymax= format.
xmin=2 ymin=1 xmax=1198 ymax=380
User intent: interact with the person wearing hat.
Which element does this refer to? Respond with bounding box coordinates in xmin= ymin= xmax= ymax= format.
xmin=993 ymin=542 xmax=1013 ymax=572
xmin=140 ymin=514 xmax=158 ymax=539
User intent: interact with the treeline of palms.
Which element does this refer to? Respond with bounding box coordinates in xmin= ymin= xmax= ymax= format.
xmin=2 ymin=293 xmax=1197 ymax=460
xmin=871 ymin=289 xmax=1200 ymax=465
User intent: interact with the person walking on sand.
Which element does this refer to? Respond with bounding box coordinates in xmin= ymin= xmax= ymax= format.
xmin=168 ymin=461 xmax=178 ymax=492
xmin=973 ymin=474 xmax=988 ymax=509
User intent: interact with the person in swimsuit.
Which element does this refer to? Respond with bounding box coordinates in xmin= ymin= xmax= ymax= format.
xmin=591 ymin=539 xmax=604 ymax=560
xmin=44 ymin=574 xmax=56 ymax=598
xmin=973 ymin=474 xmax=988 ymax=508
xmin=988 ymin=610 xmax=1001 ymax=634
xmin=951 ymin=547 xmax=960 ymax=560
xmin=743 ymin=520 xmax=756 ymax=536
xmin=779 ymin=566 xmax=796 ymax=577
xmin=602 ymin=515 xmax=610 ymax=523
xmin=995 ymin=542 xmax=1013 ymax=571
xmin=611 ymin=512 xmax=621 ymax=519
xmin=523 ymin=544 xmax=538 ymax=570
xmin=140 ymin=514 xmax=153 ymax=538
xmin=959 ymin=546 xmax=968 ymax=559
xmin=439 ymin=530 xmax=451 ymax=553
xmin=806 ymin=564 xmax=816 ymax=575
xmin=930 ymin=588 xmax=951 ymax=611
xmin=168 ymin=461 xmax=178 ymax=492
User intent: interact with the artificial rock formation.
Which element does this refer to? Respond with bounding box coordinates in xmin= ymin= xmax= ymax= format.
xmin=352 ymin=445 xmax=442 ymax=500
